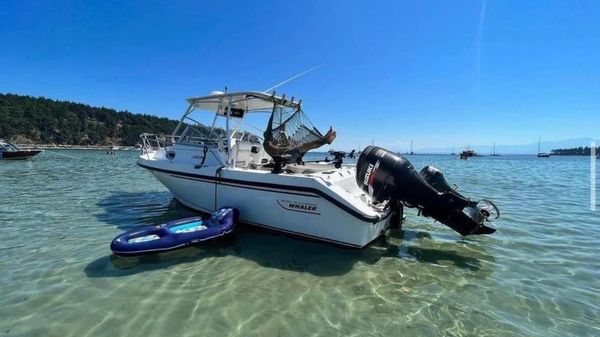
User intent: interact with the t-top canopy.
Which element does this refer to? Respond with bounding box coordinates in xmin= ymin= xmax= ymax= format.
xmin=186 ymin=91 xmax=301 ymax=117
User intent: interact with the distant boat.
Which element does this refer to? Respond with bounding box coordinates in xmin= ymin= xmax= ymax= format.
xmin=409 ymin=140 xmax=415 ymax=155
xmin=537 ymin=137 xmax=550 ymax=158
xmin=460 ymin=149 xmax=477 ymax=160
xmin=490 ymin=143 xmax=500 ymax=156
xmin=0 ymin=139 xmax=41 ymax=160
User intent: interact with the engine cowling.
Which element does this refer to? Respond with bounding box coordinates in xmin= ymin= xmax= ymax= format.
xmin=356 ymin=146 xmax=498 ymax=236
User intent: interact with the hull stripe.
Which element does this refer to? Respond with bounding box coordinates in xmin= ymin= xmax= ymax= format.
xmin=168 ymin=172 xmax=317 ymax=198
xmin=138 ymin=162 xmax=381 ymax=223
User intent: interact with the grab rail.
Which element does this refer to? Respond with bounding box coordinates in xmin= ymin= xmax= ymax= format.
xmin=140 ymin=133 xmax=176 ymax=153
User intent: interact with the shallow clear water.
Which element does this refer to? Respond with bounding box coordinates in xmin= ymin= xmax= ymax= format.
xmin=1 ymin=150 xmax=599 ymax=337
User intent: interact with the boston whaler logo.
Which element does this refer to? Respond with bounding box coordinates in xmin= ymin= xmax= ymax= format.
xmin=277 ymin=200 xmax=320 ymax=215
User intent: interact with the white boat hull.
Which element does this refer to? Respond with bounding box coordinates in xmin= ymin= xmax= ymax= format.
xmin=141 ymin=158 xmax=389 ymax=248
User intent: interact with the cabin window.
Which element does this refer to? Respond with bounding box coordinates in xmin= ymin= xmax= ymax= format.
xmin=0 ymin=143 xmax=17 ymax=151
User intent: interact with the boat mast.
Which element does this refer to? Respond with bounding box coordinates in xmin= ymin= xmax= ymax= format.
xmin=538 ymin=137 xmax=541 ymax=154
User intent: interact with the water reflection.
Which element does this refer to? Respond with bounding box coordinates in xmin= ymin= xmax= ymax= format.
xmin=95 ymin=191 xmax=198 ymax=230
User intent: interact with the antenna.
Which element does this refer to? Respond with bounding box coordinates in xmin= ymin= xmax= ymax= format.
xmin=263 ymin=65 xmax=320 ymax=93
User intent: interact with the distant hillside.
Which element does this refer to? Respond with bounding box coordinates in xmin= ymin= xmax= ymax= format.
xmin=552 ymin=146 xmax=599 ymax=156
xmin=0 ymin=93 xmax=179 ymax=146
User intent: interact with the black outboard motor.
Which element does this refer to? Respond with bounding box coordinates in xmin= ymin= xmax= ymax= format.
xmin=356 ymin=146 xmax=498 ymax=236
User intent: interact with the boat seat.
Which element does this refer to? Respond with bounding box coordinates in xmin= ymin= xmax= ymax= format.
xmin=232 ymin=141 xmax=266 ymax=168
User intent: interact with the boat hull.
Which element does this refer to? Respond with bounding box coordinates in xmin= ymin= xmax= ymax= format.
xmin=0 ymin=150 xmax=41 ymax=160
xmin=140 ymin=162 xmax=389 ymax=248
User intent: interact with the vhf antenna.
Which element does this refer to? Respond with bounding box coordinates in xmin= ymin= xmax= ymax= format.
xmin=263 ymin=65 xmax=320 ymax=93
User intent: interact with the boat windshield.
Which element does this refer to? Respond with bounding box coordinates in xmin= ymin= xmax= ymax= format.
xmin=175 ymin=105 xmax=267 ymax=148
xmin=173 ymin=91 xmax=306 ymax=153
xmin=177 ymin=124 xmax=225 ymax=146
xmin=0 ymin=141 xmax=18 ymax=151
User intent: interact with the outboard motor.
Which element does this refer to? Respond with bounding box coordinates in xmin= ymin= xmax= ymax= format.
xmin=356 ymin=146 xmax=498 ymax=236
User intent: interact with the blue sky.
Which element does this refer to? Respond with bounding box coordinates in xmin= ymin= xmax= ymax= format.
xmin=1 ymin=1 xmax=599 ymax=151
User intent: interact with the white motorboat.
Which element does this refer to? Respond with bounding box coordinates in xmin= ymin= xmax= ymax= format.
xmin=138 ymin=90 xmax=499 ymax=248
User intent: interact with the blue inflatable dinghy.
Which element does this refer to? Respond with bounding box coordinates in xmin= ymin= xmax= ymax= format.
xmin=110 ymin=207 xmax=239 ymax=257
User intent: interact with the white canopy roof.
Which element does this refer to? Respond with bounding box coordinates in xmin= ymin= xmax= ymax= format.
xmin=186 ymin=91 xmax=301 ymax=116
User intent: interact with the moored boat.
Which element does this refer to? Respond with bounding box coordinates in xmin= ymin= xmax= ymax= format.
xmin=490 ymin=143 xmax=500 ymax=156
xmin=0 ymin=139 xmax=41 ymax=160
xmin=137 ymin=90 xmax=499 ymax=247
xmin=459 ymin=149 xmax=477 ymax=160
xmin=537 ymin=137 xmax=551 ymax=158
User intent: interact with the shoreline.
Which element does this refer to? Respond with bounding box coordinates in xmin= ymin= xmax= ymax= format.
xmin=17 ymin=144 xmax=139 ymax=151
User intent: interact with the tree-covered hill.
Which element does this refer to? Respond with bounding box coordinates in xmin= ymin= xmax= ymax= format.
xmin=551 ymin=146 xmax=600 ymax=156
xmin=0 ymin=93 xmax=179 ymax=145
